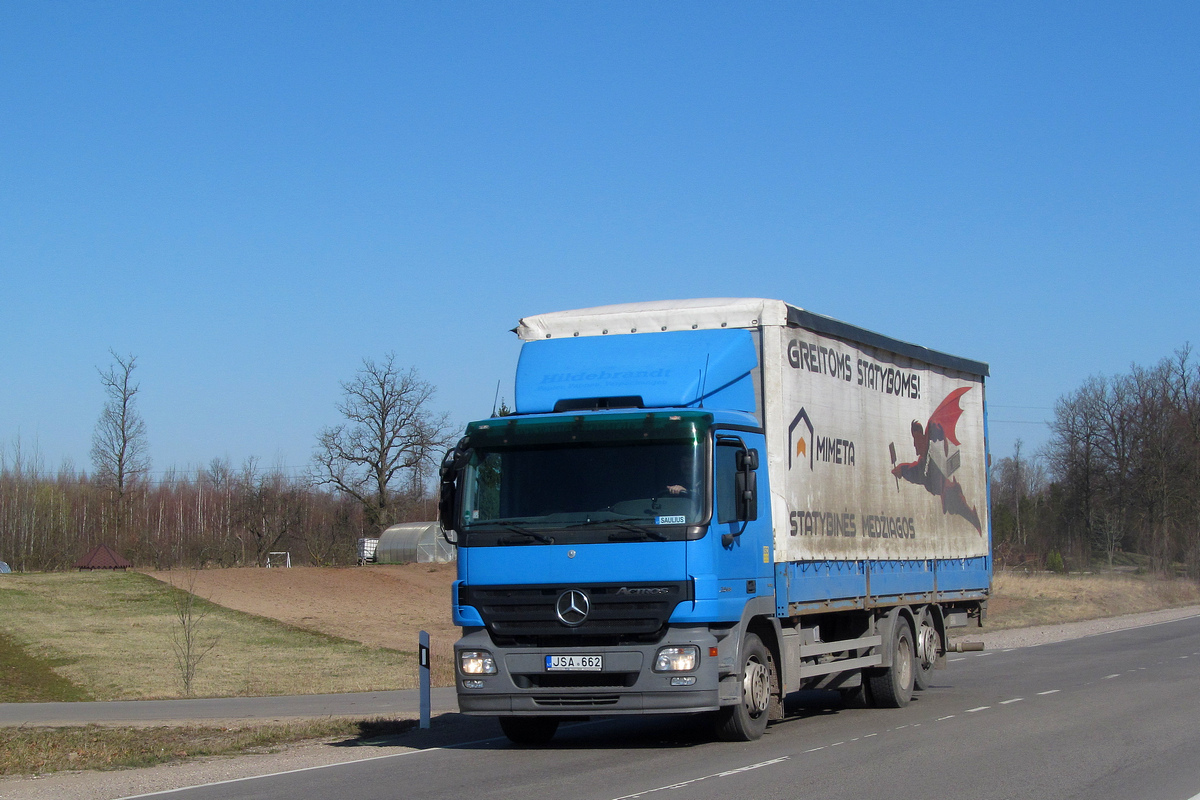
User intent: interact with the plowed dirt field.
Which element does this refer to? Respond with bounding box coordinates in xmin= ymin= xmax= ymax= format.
xmin=146 ymin=564 xmax=459 ymax=655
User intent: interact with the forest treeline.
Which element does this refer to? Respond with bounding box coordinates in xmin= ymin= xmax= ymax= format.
xmin=3 ymin=347 xmax=1199 ymax=574
xmin=991 ymin=346 xmax=1200 ymax=577
xmin=0 ymin=454 xmax=435 ymax=571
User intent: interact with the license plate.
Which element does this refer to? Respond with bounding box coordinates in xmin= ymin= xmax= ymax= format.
xmin=545 ymin=654 xmax=603 ymax=671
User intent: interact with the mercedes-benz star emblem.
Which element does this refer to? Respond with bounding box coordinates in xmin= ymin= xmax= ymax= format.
xmin=555 ymin=589 xmax=590 ymax=627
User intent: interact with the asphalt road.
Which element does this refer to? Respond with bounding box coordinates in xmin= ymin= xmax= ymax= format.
xmin=111 ymin=614 xmax=1200 ymax=800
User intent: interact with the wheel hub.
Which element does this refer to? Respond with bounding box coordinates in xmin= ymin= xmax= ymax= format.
xmin=743 ymin=657 xmax=770 ymax=718
xmin=896 ymin=635 xmax=913 ymax=687
xmin=917 ymin=625 xmax=939 ymax=668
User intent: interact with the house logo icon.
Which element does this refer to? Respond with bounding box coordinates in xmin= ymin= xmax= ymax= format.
xmin=789 ymin=408 xmax=814 ymax=470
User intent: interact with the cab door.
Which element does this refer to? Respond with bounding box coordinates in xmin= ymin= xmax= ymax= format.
xmin=712 ymin=432 xmax=773 ymax=595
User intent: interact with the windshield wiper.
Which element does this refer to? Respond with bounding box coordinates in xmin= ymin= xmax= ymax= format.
xmin=487 ymin=522 xmax=554 ymax=545
xmin=566 ymin=519 xmax=668 ymax=541
xmin=608 ymin=525 xmax=668 ymax=542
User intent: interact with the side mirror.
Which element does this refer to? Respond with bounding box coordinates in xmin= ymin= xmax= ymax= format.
xmin=737 ymin=449 xmax=759 ymax=471
xmin=718 ymin=441 xmax=759 ymax=545
xmin=438 ymin=437 xmax=471 ymax=538
xmin=437 ymin=481 xmax=458 ymax=541
xmin=735 ymin=469 xmax=758 ymax=522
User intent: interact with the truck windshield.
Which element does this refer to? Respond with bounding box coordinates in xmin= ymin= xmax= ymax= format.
xmin=457 ymin=412 xmax=710 ymax=542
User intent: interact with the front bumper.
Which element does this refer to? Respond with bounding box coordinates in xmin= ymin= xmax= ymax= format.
xmin=454 ymin=627 xmax=721 ymax=716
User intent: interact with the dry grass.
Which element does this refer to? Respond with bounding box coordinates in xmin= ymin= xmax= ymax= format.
xmin=0 ymin=718 xmax=416 ymax=776
xmin=984 ymin=570 xmax=1200 ymax=631
xmin=144 ymin=565 xmax=459 ymax=687
xmin=0 ymin=630 xmax=91 ymax=703
xmin=0 ymin=571 xmax=419 ymax=700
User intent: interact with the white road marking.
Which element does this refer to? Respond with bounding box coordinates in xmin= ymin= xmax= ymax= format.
xmin=114 ymin=732 xmax=511 ymax=799
xmin=949 ymin=657 xmax=966 ymax=662
xmin=966 ymin=706 xmax=990 ymax=713
xmin=938 ymin=715 xmax=956 ymax=721
xmin=1037 ymin=689 xmax=1060 ymax=695
xmin=718 ymin=758 xmax=790 ymax=777
xmin=1000 ymin=698 xmax=1023 ymax=704
xmin=1103 ymin=673 xmax=1121 ymax=679
xmin=612 ymin=757 xmax=790 ymax=799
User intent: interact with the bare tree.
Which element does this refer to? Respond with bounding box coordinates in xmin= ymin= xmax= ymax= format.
xmin=311 ymin=354 xmax=451 ymax=533
xmin=1095 ymin=503 xmax=1126 ymax=570
xmin=169 ymin=570 xmax=219 ymax=697
xmin=234 ymin=458 xmax=305 ymax=566
xmin=303 ymin=494 xmax=357 ymax=566
xmin=993 ymin=439 xmax=1048 ymax=552
xmin=1045 ymin=378 xmax=1104 ymax=565
xmin=90 ymin=350 xmax=150 ymax=553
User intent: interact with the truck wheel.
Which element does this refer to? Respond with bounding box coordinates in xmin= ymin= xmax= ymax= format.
xmin=838 ymin=675 xmax=874 ymax=708
xmin=715 ymin=633 xmax=773 ymax=741
xmin=499 ymin=716 xmax=559 ymax=745
xmin=914 ymin=614 xmax=940 ymax=691
xmin=868 ymin=620 xmax=915 ymax=708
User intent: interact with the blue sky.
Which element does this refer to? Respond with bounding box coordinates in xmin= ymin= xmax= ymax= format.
xmin=2 ymin=2 xmax=1197 ymax=477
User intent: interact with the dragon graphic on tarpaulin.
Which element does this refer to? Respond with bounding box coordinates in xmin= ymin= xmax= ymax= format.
xmin=889 ymin=386 xmax=983 ymax=534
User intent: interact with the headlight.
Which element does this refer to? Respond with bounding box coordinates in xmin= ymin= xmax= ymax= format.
xmin=459 ymin=650 xmax=497 ymax=675
xmin=654 ymin=645 xmax=699 ymax=672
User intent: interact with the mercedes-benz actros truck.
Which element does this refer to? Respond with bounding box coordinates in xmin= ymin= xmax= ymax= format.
xmin=438 ymin=298 xmax=990 ymax=744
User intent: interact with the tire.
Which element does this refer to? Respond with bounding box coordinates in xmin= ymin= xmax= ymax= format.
xmin=838 ymin=674 xmax=875 ymax=708
xmin=715 ymin=633 xmax=774 ymax=741
xmin=499 ymin=716 xmax=559 ymax=745
xmin=914 ymin=613 xmax=940 ymax=691
xmin=867 ymin=619 xmax=915 ymax=708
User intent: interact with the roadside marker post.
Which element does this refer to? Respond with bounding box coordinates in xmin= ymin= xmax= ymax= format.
xmin=419 ymin=630 xmax=431 ymax=729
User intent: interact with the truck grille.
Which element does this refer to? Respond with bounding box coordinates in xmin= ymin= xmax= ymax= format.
xmin=460 ymin=581 xmax=692 ymax=647
xmin=514 ymin=673 xmax=638 ymax=689
xmin=533 ymin=694 xmax=621 ymax=707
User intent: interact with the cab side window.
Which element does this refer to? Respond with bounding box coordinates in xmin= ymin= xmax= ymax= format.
xmin=715 ymin=441 xmax=740 ymax=525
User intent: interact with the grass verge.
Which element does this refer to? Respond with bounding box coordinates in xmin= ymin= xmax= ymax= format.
xmin=0 ymin=571 xmax=418 ymax=700
xmin=983 ymin=570 xmax=1200 ymax=631
xmin=0 ymin=718 xmax=416 ymax=776
xmin=0 ymin=631 xmax=91 ymax=703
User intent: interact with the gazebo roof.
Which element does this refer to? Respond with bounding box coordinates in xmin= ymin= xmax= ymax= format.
xmin=74 ymin=543 xmax=132 ymax=571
